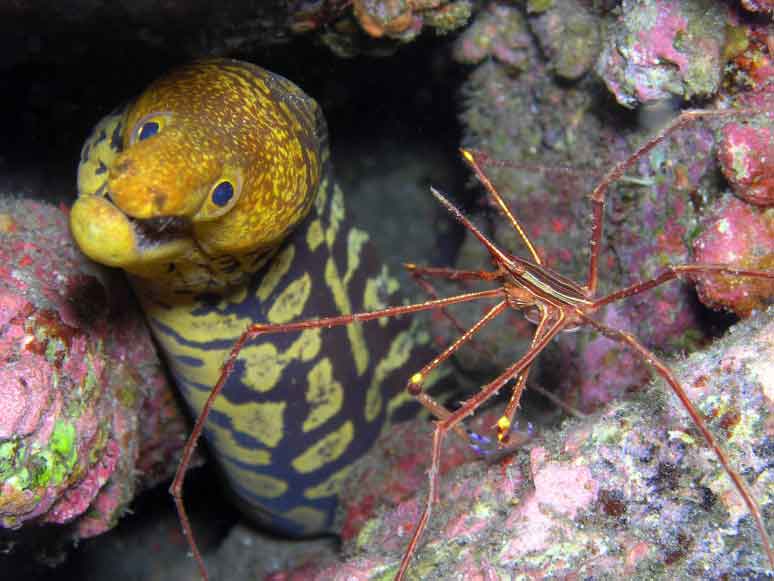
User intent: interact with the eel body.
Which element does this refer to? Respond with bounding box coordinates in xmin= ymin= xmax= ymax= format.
xmin=70 ymin=59 xmax=433 ymax=535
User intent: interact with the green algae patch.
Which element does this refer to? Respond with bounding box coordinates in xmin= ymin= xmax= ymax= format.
xmin=527 ymin=0 xmax=554 ymax=13
xmin=88 ymin=425 xmax=110 ymax=464
xmin=50 ymin=420 xmax=78 ymax=482
xmin=590 ymin=419 xmax=623 ymax=446
xmin=28 ymin=420 xmax=78 ymax=489
xmin=723 ymin=25 xmax=749 ymax=61
xmin=0 ymin=440 xmax=33 ymax=493
xmin=82 ymin=356 xmax=100 ymax=400
xmin=354 ymin=518 xmax=380 ymax=552
xmin=0 ymin=440 xmax=21 ymax=479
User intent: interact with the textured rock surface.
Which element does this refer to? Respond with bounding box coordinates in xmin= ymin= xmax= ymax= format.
xmin=312 ymin=308 xmax=774 ymax=578
xmin=0 ymin=197 xmax=187 ymax=542
xmin=596 ymin=0 xmax=725 ymax=108
xmin=693 ymin=197 xmax=774 ymax=317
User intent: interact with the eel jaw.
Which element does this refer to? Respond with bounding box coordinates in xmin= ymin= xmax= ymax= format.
xmin=70 ymin=194 xmax=194 ymax=268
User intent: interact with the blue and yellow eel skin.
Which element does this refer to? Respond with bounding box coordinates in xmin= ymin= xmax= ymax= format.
xmin=69 ymin=58 xmax=438 ymax=536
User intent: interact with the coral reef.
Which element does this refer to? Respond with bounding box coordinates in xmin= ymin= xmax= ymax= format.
xmin=312 ymin=308 xmax=774 ymax=578
xmin=692 ymin=197 xmax=774 ymax=317
xmin=718 ymin=120 xmax=774 ymax=207
xmin=453 ymin=2 xmax=535 ymax=70
xmin=446 ymin=0 xmax=774 ymax=413
xmin=356 ymin=0 xmax=472 ymax=39
xmin=0 ymin=198 xmax=188 ymax=542
xmin=525 ymin=0 xmax=601 ymax=81
xmin=724 ymin=19 xmax=774 ymax=103
xmin=596 ymin=0 xmax=725 ymax=109
xmin=290 ymin=0 xmax=473 ymax=56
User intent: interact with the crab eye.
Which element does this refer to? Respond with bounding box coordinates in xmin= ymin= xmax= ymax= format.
xmin=137 ymin=121 xmax=160 ymax=141
xmin=211 ymin=180 xmax=234 ymax=207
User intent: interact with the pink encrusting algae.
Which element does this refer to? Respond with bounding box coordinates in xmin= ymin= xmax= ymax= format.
xmin=0 ymin=198 xmax=189 ymax=541
xmin=596 ymin=0 xmax=725 ymax=108
xmin=717 ymin=121 xmax=774 ymax=207
xmin=692 ymin=196 xmax=774 ymax=317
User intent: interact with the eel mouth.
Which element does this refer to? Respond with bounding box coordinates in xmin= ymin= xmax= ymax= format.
xmin=70 ymin=194 xmax=195 ymax=268
xmin=128 ymin=214 xmax=192 ymax=251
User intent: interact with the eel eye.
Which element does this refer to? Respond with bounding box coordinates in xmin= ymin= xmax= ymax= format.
xmin=194 ymin=171 xmax=243 ymax=222
xmin=129 ymin=112 xmax=170 ymax=146
xmin=137 ymin=121 xmax=160 ymax=141
xmin=211 ymin=181 xmax=234 ymax=207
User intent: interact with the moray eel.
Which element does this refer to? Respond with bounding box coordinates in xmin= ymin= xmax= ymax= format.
xmin=70 ymin=58 xmax=436 ymax=535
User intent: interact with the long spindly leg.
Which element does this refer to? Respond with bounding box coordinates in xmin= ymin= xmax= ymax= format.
xmin=395 ymin=312 xmax=569 ymax=581
xmin=591 ymin=263 xmax=774 ymax=310
xmin=405 ymin=263 xmax=502 ymax=358
xmin=583 ymin=107 xmax=766 ymax=295
xmin=429 ymin=186 xmax=524 ymax=277
xmin=461 ymin=148 xmax=543 ymax=265
xmin=170 ymin=287 xmax=503 ymax=581
xmin=406 ymin=299 xmax=508 ymax=443
xmin=404 ymin=264 xmax=501 ymax=283
xmin=496 ymin=303 xmax=556 ymax=445
xmin=577 ymin=312 xmax=774 ymax=570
